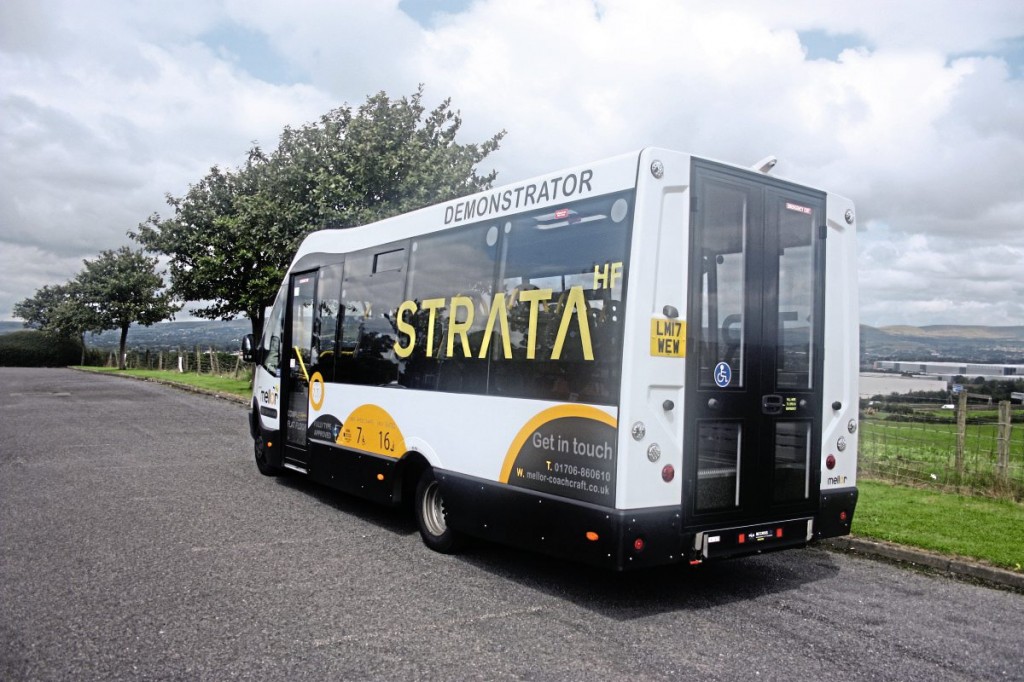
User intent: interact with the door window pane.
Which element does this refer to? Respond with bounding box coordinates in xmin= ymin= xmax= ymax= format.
xmin=286 ymin=274 xmax=316 ymax=447
xmin=773 ymin=421 xmax=811 ymax=502
xmin=312 ymin=264 xmax=342 ymax=383
xmin=698 ymin=182 xmax=747 ymax=389
xmin=695 ymin=421 xmax=741 ymax=511
xmin=776 ymin=199 xmax=816 ymax=389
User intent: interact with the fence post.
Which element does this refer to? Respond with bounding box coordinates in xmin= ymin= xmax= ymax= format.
xmin=195 ymin=346 xmax=202 ymax=374
xmin=955 ymin=390 xmax=967 ymax=479
xmin=997 ymin=401 xmax=1011 ymax=483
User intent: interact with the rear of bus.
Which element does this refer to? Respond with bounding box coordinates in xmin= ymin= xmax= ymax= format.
xmin=610 ymin=149 xmax=858 ymax=568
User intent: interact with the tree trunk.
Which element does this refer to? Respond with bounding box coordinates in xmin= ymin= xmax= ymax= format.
xmin=118 ymin=325 xmax=129 ymax=370
xmin=80 ymin=333 xmax=86 ymax=366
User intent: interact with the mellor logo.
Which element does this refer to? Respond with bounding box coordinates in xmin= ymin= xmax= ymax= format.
xmin=259 ymin=387 xmax=278 ymax=407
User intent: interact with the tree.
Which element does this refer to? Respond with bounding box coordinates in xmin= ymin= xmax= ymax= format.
xmin=74 ymin=246 xmax=180 ymax=369
xmin=13 ymin=282 xmax=100 ymax=365
xmin=132 ymin=87 xmax=505 ymax=341
xmin=13 ymin=283 xmax=74 ymax=332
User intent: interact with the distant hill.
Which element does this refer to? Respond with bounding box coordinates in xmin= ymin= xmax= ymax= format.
xmin=878 ymin=325 xmax=1024 ymax=340
xmin=861 ymin=325 xmax=1024 ymax=365
xmin=3 ymin=319 xmax=1023 ymax=363
xmin=0 ymin=319 xmax=251 ymax=351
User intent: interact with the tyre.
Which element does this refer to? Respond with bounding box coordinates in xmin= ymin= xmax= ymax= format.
xmin=414 ymin=468 xmax=463 ymax=553
xmin=253 ymin=432 xmax=282 ymax=477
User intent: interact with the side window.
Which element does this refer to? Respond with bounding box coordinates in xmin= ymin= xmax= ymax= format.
xmin=312 ymin=264 xmax=343 ymax=383
xmin=336 ymin=247 xmax=406 ymax=386
xmin=492 ymin=191 xmax=632 ymax=403
xmin=260 ymin=286 xmax=287 ymax=375
xmin=400 ymin=223 xmax=499 ymax=393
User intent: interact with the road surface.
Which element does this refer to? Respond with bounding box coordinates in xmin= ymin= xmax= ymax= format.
xmin=1 ymin=368 xmax=1022 ymax=680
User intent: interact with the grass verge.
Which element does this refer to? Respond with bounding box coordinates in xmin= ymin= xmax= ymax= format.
xmin=77 ymin=366 xmax=251 ymax=400
xmin=854 ymin=479 xmax=1024 ymax=572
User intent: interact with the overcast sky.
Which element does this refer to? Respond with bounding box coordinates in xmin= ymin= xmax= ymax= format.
xmin=2 ymin=0 xmax=1022 ymax=327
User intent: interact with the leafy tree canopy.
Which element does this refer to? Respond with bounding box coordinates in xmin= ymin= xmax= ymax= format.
xmin=13 ymin=283 xmax=77 ymax=335
xmin=132 ymin=86 xmax=505 ymax=340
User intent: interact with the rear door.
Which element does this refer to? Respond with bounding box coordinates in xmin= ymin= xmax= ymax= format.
xmin=683 ymin=159 xmax=826 ymax=531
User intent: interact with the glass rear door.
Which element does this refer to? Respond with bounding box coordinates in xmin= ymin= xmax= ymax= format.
xmin=683 ymin=160 xmax=826 ymax=528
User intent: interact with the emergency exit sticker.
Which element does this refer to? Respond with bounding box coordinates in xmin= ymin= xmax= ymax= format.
xmin=650 ymin=319 xmax=686 ymax=357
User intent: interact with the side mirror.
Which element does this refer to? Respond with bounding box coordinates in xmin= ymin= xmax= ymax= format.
xmin=241 ymin=334 xmax=257 ymax=363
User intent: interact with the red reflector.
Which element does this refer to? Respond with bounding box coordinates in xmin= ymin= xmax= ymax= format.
xmin=839 ymin=510 xmax=848 ymax=522
xmin=826 ymin=454 xmax=836 ymax=470
xmin=738 ymin=533 xmax=745 ymax=544
xmin=776 ymin=528 xmax=783 ymax=538
xmin=633 ymin=537 xmax=645 ymax=552
xmin=661 ymin=464 xmax=675 ymax=482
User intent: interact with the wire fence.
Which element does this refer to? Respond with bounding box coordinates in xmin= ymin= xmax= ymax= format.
xmin=859 ymin=392 xmax=1023 ymax=500
xmin=103 ymin=347 xmax=250 ymax=380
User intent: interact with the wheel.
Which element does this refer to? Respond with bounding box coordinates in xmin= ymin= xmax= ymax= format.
xmin=414 ymin=469 xmax=463 ymax=553
xmin=253 ymin=432 xmax=282 ymax=477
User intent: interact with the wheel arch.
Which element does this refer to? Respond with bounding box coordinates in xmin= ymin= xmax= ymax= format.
xmin=395 ymin=451 xmax=431 ymax=507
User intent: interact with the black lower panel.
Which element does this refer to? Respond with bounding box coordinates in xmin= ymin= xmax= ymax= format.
xmin=815 ymin=486 xmax=858 ymax=539
xmin=438 ymin=471 xmax=684 ymax=570
xmin=306 ymin=441 xmax=400 ymax=505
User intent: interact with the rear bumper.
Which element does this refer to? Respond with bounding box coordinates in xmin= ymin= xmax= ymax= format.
xmin=440 ymin=473 xmax=858 ymax=570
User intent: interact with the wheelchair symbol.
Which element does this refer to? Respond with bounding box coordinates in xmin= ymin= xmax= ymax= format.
xmin=714 ymin=362 xmax=732 ymax=388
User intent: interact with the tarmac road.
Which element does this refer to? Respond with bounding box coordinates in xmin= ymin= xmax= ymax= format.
xmin=1 ymin=367 xmax=1022 ymax=681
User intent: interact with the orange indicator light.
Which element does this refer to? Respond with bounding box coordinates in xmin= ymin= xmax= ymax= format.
xmin=585 ymin=531 xmax=599 ymax=542
xmin=376 ymin=474 xmax=385 ymax=481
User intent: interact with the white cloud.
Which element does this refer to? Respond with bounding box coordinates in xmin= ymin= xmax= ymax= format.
xmin=1 ymin=0 xmax=1023 ymax=329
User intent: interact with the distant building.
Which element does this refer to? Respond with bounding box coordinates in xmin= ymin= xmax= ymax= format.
xmin=872 ymin=361 xmax=1024 ymax=381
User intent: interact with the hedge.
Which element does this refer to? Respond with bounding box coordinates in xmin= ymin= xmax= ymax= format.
xmin=0 ymin=330 xmax=82 ymax=367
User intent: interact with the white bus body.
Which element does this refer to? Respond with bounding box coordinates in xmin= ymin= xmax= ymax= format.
xmin=243 ymin=148 xmax=858 ymax=569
